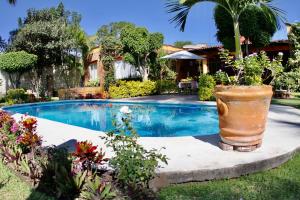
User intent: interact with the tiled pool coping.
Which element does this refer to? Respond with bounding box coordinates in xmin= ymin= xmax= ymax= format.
xmin=5 ymin=96 xmax=300 ymax=189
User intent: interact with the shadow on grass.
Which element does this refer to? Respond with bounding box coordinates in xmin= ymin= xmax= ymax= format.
xmin=26 ymin=139 xmax=80 ymax=200
xmin=0 ymin=176 xmax=10 ymax=189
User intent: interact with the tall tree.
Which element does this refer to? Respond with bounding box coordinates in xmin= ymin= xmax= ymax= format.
xmin=173 ymin=40 xmax=193 ymax=48
xmin=10 ymin=3 xmax=87 ymax=96
xmin=166 ymin=0 xmax=284 ymax=59
xmin=121 ymin=26 xmax=164 ymax=81
xmin=214 ymin=5 xmax=277 ymax=54
xmin=96 ymin=22 xmax=134 ymax=89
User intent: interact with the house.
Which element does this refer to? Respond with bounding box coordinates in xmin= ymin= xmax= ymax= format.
xmin=173 ymin=40 xmax=291 ymax=81
xmin=83 ymin=45 xmax=183 ymax=86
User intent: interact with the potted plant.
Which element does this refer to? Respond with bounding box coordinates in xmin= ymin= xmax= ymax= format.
xmin=214 ymin=50 xmax=283 ymax=151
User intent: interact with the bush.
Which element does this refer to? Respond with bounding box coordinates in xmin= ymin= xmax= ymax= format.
xmin=109 ymin=80 xmax=156 ymax=99
xmin=6 ymin=88 xmax=28 ymax=104
xmin=156 ymin=80 xmax=178 ymax=94
xmin=198 ymin=74 xmax=216 ymax=101
xmin=85 ymin=79 xmax=100 ymax=87
xmin=102 ymin=111 xmax=167 ymax=195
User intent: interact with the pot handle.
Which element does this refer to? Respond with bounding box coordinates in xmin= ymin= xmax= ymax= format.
xmin=217 ymin=98 xmax=228 ymax=117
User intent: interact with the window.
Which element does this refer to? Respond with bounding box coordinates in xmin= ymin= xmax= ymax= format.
xmin=89 ymin=63 xmax=98 ymax=80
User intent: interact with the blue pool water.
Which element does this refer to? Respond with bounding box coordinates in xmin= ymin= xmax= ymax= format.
xmin=3 ymin=101 xmax=219 ymax=137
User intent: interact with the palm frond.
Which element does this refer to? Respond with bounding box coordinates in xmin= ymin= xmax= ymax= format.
xmin=165 ymin=0 xmax=195 ymax=31
xmin=259 ymin=1 xmax=286 ymax=29
xmin=7 ymin=0 xmax=16 ymax=5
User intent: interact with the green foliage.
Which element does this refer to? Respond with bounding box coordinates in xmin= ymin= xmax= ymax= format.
xmin=85 ymin=79 xmax=100 ymax=87
xmin=109 ymin=80 xmax=156 ymax=98
xmin=121 ymin=25 xmax=164 ymax=81
xmin=150 ymin=49 xmax=176 ymax=80
xmin=198 ymin=74 xmax=216 ymax=101
xmin=6 ymin=88 xmax=28 ymax=104
xmin=0 ymin=51 xmax=37 ymax=73
xmin=219 ymin=49 xmax=283 ymax=85
xmin=273 ymin=69 xmax=300 ymax=92
xmin=173 ymin=41 xmax=193 ymax=48
xmin=102 ymin=114 xmax=168 ymax=192
xmin=166 ymin=0 xmax=284 ymax=59
xmin=214 ymin=5 xmax=277 ymax=51
xmin=214 ymin=70 xmax=229 ymax=85
xmin=9 ymin=3 xmax=88 ymax=96
xmin=80 ymin=176 xmax=116 ymax=200
xmin=156 ymin=80 xmax=178 ymax=94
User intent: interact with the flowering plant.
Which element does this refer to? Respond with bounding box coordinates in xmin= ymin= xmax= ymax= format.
xmin=72 ymin=141 xmax=108 ymax=173
xmin=17 ymin=116 xmax=42 ymax=151
xmin=219 ymin=49 xmax=283 ymax=86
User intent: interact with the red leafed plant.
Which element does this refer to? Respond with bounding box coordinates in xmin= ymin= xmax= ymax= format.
xmin=72 ymin=141 xmax=108 ymax=173
xmin=21 ymin=117 xmax=37 ymax=132
xmin=17 ymin=116 xmax=42 ymax=151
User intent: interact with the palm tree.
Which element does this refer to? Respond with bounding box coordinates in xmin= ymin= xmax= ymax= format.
xmin=7 ymin=0 xmax=16 ymax=5
xmin=166 ymin=0 xmax=285 ymax=59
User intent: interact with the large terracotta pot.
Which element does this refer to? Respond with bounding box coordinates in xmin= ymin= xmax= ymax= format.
xmin=214 ymin=85 xmax=273 ymax=149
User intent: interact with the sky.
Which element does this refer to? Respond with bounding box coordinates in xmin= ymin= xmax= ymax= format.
xmin=0 ymin=0 xmax=299 ymax=45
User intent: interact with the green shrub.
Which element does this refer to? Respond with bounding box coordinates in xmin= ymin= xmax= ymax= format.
xmin=198 ymin=74 xmax=216 ymax=101
xmin=109 ymin=80 xmax=156 ymax=99
xmin=85 ymin=79 xmax=100 ymax=87
xmin=6 ymin=88 xmax=28 ymax=104
xmin=102 ymin=113 xmax=167 ymax=194
xmin=214 ymin=70 xmax=229 ymax=85
xmin=156 ymin=80 xmax=178 ymax=94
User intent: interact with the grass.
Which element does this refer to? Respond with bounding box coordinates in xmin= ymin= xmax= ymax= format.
xmin=158 ymin=153 xmax=300 ymax=200
xmin=0 ymin=162 xmax=54 ymax=200
xmin=159 ymin=94 xmax=300 ymax=200
xmin=271 ymin=93 xmax=300 ymax=109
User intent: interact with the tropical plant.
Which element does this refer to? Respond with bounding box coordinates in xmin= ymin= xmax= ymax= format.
xmin=7 ymin=0 xmax=16 ymax=5
xmin=0 ymin=51 xmax=37 ymax=88
xmin=166 ymin=0 xmax=285 ymax=59
xmin=214 ymin=5 xmax=277 ymax=54
xmin=72 ymin=141 xmax=108 ymax=174
xmin=80 ymin=175 xmax=116 ymax=200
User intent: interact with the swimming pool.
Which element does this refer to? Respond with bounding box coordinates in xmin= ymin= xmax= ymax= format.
xmin=3 ymin=100 xmax=219 ymax=137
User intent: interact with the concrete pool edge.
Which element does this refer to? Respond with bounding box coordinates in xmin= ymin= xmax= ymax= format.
xmin=151 ymin=146 xmax=300 ymax=189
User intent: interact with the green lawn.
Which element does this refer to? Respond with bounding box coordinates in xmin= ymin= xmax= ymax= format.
xmin=0 ymin=162 xmax=54 ymax=200
xmin=159 ymin=153 xmax=300 ymax=200
xmin=271 ymin=93 xmax=300 ymax=109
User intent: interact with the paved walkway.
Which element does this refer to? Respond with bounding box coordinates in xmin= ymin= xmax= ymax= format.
xmin=11 ymin=95 xmax=300 ymax=189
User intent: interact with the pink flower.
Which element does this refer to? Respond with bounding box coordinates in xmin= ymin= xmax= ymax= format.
xmin=10 ymin=122 xmax=19 ymax=134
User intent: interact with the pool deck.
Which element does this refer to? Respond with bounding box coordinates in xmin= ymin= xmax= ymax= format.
xmin=11 ymin=95 xmax=300 ymax=189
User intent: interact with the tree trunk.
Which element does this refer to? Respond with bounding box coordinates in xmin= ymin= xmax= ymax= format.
xmin=233 ymin=19 xmax=243 ymax=59
xmin=8 ymin=73 xmax=16 ymax=89
xmin=142 ymin=68 xmax=149 ymax=81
